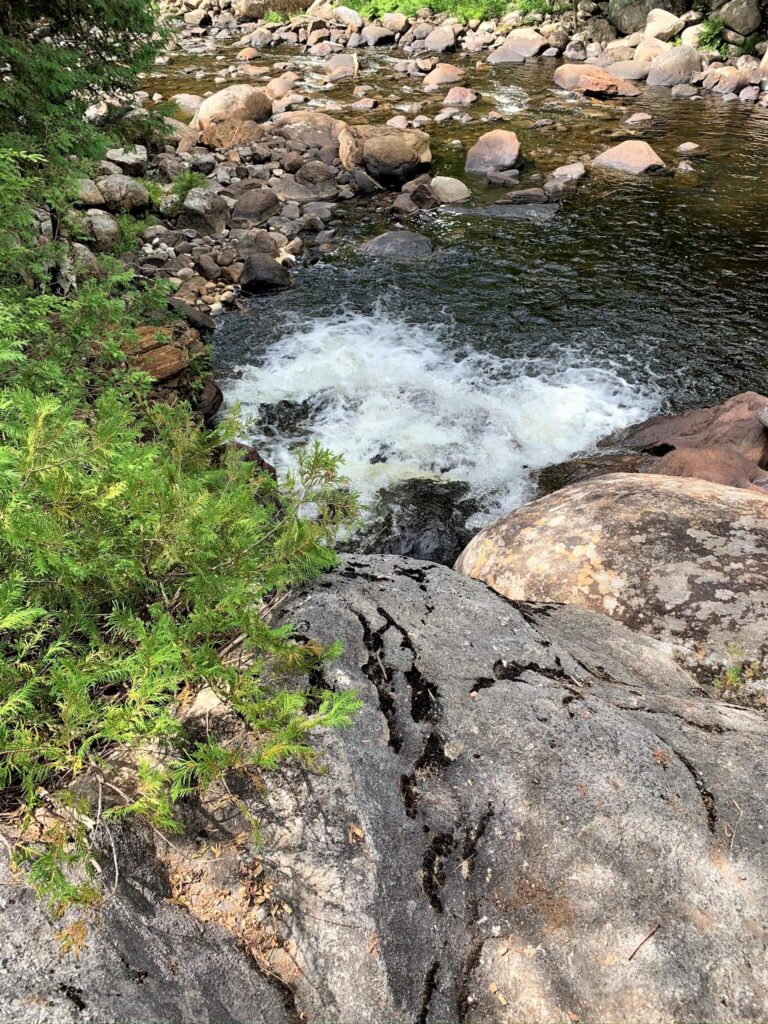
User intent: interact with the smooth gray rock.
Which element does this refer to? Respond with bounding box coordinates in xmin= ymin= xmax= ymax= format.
xmin=80 ymin=208 xmax=119 ymax=252
xmin=231 ymin=186 xmax=280 ymax=227
xmin=263 ymin=555 xmax=768 ymax=1022
xmin=364 ymin=229 xmax=433 ymax=260
xmin=95 ymin=174 xmax=150 ymax=214
xmin=240 ymin=253 xmax=293 ymax=292
xmin=176 ymin=187 xmax=230 ymax=236
xmin=0 ymin=828 xmax=290 ymax=1023
xmin=646 ymin=45 xmax=702 ymax=87
xmin=607 ymin=0 xmax=684 ymax=34
xmin=4 ymin=555 xmax=768 ymax=1022
xmin=718 ymin=0 xmax=761 ymax=35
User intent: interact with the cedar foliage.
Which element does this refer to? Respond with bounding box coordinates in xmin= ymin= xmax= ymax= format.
xmin=0 ymin=5 xmax=360 ymax=912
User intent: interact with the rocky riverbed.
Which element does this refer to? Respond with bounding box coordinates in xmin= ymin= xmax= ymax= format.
xmin=4 ymin=1 xmax=768 ymax=1020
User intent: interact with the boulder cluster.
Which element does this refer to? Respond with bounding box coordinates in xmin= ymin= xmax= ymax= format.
xmin=165 ymin=0 xmax=768 ymax=105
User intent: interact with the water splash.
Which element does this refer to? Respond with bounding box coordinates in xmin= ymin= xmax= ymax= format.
xmin=224 ymin=307 xmax=660 ymax=521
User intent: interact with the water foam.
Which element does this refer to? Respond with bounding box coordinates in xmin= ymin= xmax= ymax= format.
xmin=224 ymin=309 xmax=659 ymax=521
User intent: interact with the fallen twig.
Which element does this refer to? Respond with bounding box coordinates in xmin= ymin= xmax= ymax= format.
xmin=628 ymin=921 xmax=660 ymax=961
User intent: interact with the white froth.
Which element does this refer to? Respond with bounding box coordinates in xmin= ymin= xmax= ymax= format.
xmin=224 ymin=310 xmax=659 ymax=521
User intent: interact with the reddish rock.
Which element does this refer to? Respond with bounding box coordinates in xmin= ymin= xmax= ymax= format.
xmin=126 ymin=324 xmax=205 ymax=384
xmin=620 ymin=391 xmax=768 ymax=466
xmin=645 ymin=447 xmax=768 ymax=493
xmin=443 ymin=86 xmax=478 ymax=106
xmin=422 ymin=62 xmax=464 ymax=90
xmin=553 ymin=63 xmax=641 ymax=97
xmin=338 ymin=125 xmax=431 ymax=185
xmin=199 ymin=119 xmax=266 ymax=149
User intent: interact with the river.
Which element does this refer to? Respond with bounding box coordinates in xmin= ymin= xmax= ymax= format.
xmin=146 ymin=46 xmax=768 ymax=553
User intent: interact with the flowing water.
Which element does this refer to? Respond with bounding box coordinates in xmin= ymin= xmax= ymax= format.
xmin=147 ymin=46 xmax=768 ymax=554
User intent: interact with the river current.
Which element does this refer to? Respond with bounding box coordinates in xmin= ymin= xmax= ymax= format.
xmin=147 ymin=48 xmax=768 ymax=544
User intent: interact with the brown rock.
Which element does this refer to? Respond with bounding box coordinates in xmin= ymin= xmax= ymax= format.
xmin=443 ymin=86 xmax=478 ymax=106
xmin=593 ymin=140 xmax=666 ymax=174
xmin=199 ymin=119 xmax=266 ymax=149
xmin=619 ymin=391 xmax=768 ymax=466
xmin=464 ymin=129 xmax=521 ymax=175
xmin=338 ymin=125 xmax=431 ymax=185
xmin=231 ymin=187 xmax=280 ymax=227
xmin=273 ymin=110 xmax=347 ymax=152
xmin=126 ymin=324 xmax=204 ymax=383
xmin=645 ymin=447 xmax=768 ymax=492
xmin=536 ymin=452 xmax=654 ymax=496
xmin=553 ymin=63 xmax=641 ymax=97
xmin=194 ymin=85 xmax=272 ymax=131
xmin=422 ymin=62 xmax=464 ymax=90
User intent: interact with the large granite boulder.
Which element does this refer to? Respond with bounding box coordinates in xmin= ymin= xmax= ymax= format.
xmin=646 ymin=45 xmax=702 ymax=87
xmin=643 ymin=7 xmax=685 ymax=39
xmin=487 ymin=27 xmax=548 ymax=63
xmin=607 ymin=0 xmax=685 ymax=34
xmin=5 ymin=555 xmax=768 ymax=1022
xmin=96 ymin=174 xmax=150 ymax=213
xmin=176 ymin=187 xmax=230 ymax=236
xmin=0 ymin=827 xmax=291 ymax=1023
xmin=230 ymin=186 xmax=280 ymax=227
xmin=718 ymin=0 xmax=761 ymax=35
xmin=338 ymin=125 xmax=432 ymax=185
xmin=456 ymin=474 xmax=768 ymax=679
xmin=193 ymin=85 xmax=272 ymax=131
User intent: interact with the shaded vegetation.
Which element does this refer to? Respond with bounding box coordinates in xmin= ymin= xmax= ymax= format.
xmin=0 ymin=2 xmax=360 ymax=914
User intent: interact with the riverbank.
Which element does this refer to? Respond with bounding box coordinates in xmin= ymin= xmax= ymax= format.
xmin=4 ymin=2 xmax=768 ymax=1021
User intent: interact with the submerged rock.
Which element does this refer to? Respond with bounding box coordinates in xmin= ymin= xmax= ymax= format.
xmin=446 ymin=202 xmax=558 ymax=222
xmin=353 ymin=480 xmax=479 ymax=563
xmin=364 ymin=229 xmax=433 ymax=260
xmin=553 ymin=63 xmax=641 ymax=97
